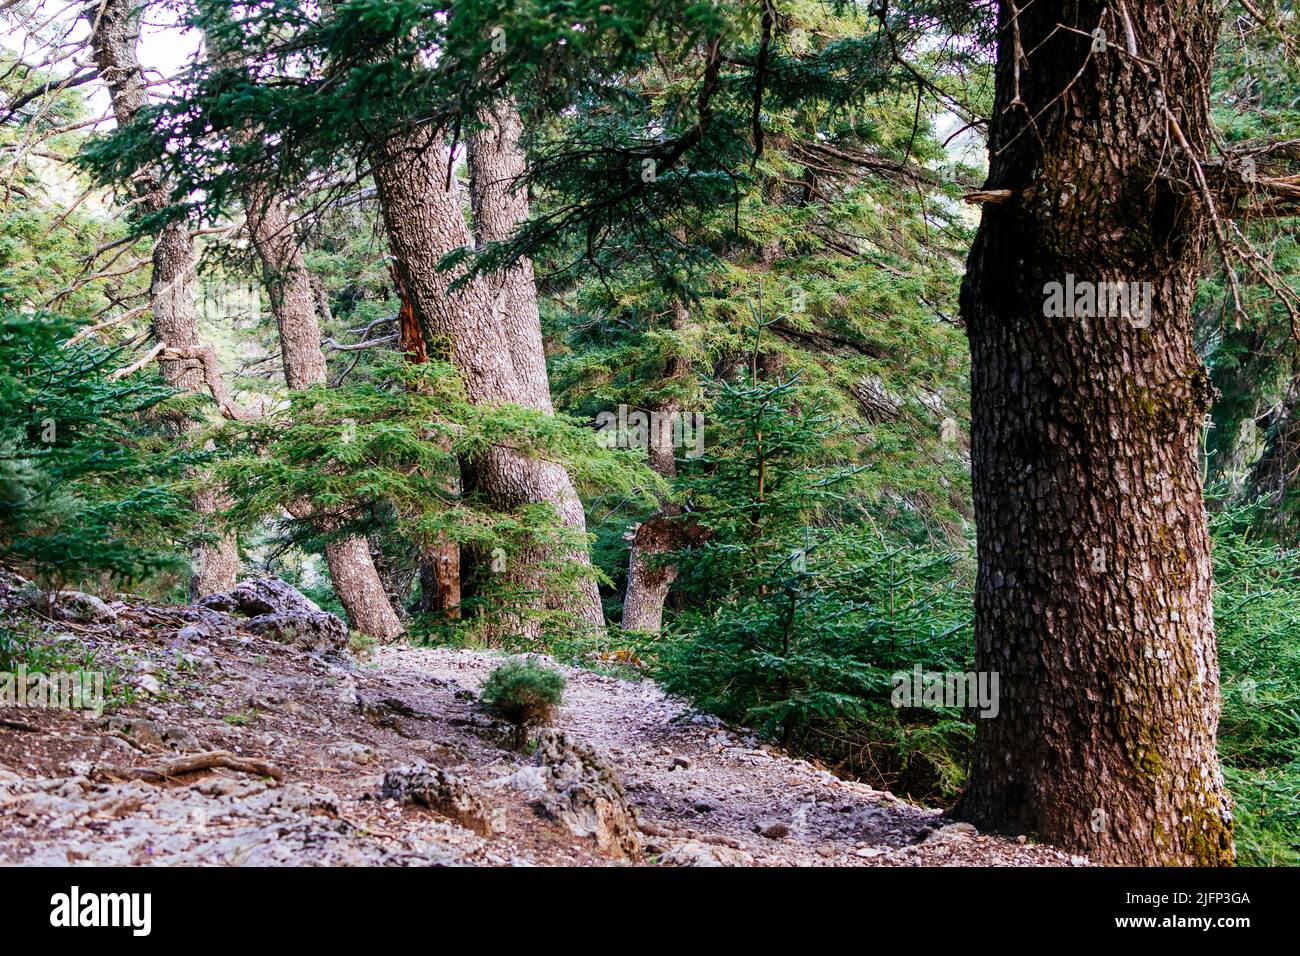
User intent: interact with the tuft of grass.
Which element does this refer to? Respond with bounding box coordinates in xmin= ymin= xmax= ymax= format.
xmin=348 ymin=630 xmax=378 ymax=658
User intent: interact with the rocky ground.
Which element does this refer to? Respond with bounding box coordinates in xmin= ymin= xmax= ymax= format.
xmin=0 ymin=578 xmax=1085 ymax=867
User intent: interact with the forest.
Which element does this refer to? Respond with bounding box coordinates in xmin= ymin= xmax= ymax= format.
xmin=0 ymin=0 xmax=1297 ymax=884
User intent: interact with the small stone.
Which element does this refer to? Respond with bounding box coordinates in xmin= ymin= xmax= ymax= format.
xmin=135 ymin=674 xmax=162 ymax=696
xmin=924 ymin=822 xmax=979 ymax=843
xmin=1016 ymin=834 xmax=1027 ymax=844
xmin=855 ymin=846 xmax=886 ymax=858
xmin=671 ymin=756 xmax=692 ymax=771
xmin=759 ymin=822 xmax=790 ymax=839
xmin=660 ymin=840 xmax=753 ymax=867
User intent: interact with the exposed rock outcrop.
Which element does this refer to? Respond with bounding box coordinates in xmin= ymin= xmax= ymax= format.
xmin=199 ymin=578 xmax=347 ymax=655
xmin=381 ymin=764 xmax=495 ymax=837
xmin=529 ymin=729 xmax=641 ymax=861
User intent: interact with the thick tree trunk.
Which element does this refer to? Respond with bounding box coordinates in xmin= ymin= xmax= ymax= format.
xmin=416 ymin=543 xmax=461 ymax=617
xmin=622 ymin=513 xmax=679 ymax=634
xmin=370 ymin=126 xmax=604 ymax=635
xmin=466 ymin=99 xmax=553 ymax=412
xmin=241 ymin=188 xmax=404 ymax=640
xmin=466 ymin=99 xmax=612 ymax=625
xmin=87 ymin=0 xmax=238 ymax=598
xmin=953 ymin=1 xmax=1234 ymax=865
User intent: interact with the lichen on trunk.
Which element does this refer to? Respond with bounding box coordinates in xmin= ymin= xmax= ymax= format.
xmin=953 ymin=0 xmax=1234 ymax=865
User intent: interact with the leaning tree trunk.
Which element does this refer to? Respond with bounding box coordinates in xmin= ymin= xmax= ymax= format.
xmin=371 ymin=125 xmax=604 ymax=635
xmin=465 ymin=98 xmax=607 ymax=625
xmin=953 ymin=0 xmax=1234 ymax=865
xmin=466 ymin=98 xmax=553 ymax=413
xmin=87 ymin=0 xmax=238 ymax=598
xmin=241 ymin=186 xmax=404 ymax=639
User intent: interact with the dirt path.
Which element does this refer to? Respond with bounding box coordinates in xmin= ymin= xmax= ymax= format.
xmin=0 ymin=601 xmax=1082 ymax=866
xmin=372 ymin=646 xmax=1079 ymax=866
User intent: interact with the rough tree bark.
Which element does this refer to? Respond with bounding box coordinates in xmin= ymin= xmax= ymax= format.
xmin=466 ymin=99 xmax=553 ymax=412
xmin=465 ymin=99 xmax=610 ymax=625
xmin=952 ymin=0 xmax=1234 ymax=864
xmin=87 ymin=0 xmax=238 ymax=598
xmin=371 ymin=126 xmax=604 ymax=634
xmin=241 ymin=185 xmax=404 ymax=640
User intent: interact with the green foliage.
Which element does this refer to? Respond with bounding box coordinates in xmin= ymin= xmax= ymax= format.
xmin=1208 ymin=499 xmax=1300 ymax=866
xmin=0 ymin=619 xmax=98 ymax=675
xmin=0 ymin=308 xmax=196 ymax=589
xmin=479 ymin=656 xmax=567 ymax=745
xmin=651 ymin=368 xmax=973 ymax=797
xmin=215 ymin=354 xmax=661 ymax=636
xmin=0 ymin=618 xmax=137 ymax=712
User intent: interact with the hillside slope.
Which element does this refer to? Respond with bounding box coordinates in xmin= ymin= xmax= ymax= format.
xmin=0 ymin=584 xmax=1080 ymax=867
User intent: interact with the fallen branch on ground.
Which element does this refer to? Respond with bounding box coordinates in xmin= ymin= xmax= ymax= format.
xmin=121 ymin=750 xmax=285 ymax=782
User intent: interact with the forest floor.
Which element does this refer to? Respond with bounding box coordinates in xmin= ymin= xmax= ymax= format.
xmin=0 ymin=590 xmax=1084 ymax=867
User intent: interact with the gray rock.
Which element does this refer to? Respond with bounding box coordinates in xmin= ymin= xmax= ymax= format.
xmin=924 ymin=821 xmax=979 ymax=843
xmin=381 ymin=765 xmax=494 ymax=837
xmin=530 ymin=729 xmax=641 ymax=861
xmin=659 ymin=840 xmax=753 ymax=867
xmin=103 ymin=717 xmax=202 ymax=752
xmin=135 ymin=674 xmax=162 ymax=696
xmin=494 ymin=765 xmax=550 ymax=798
xmin=18 ymin=588 xmax=116 ymax=624
xmin=199 ymin=578 xmax=346 ymax=655
xmin=328 ymin=742 xmax=375 ymax=767
xmin=685 ymin=713 xmax=724 ymax=728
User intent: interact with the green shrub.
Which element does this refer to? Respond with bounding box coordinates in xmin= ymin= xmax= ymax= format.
xmin=652 ymin=372 xmax=975 ymax=798
xmin=0 ymin=308 xmax=196 ymax=591
xmin=480 ymin=657 xmax=567 ymax=746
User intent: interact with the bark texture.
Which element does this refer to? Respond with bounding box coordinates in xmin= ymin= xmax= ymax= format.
xmin=466 ymin=99 xmax=553 ymax=412
xmin=370 ymin=126 xmax=604 ymax=634
xmin=953 ymin=0 xmax=1233 ymax=865
xmin=621 ymin=514 xmax=679 ymax=635
xmin=241 ymin=183 xmax=404 ymax=640
xmin=87 ymin=0 xmax=238 ymax=598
